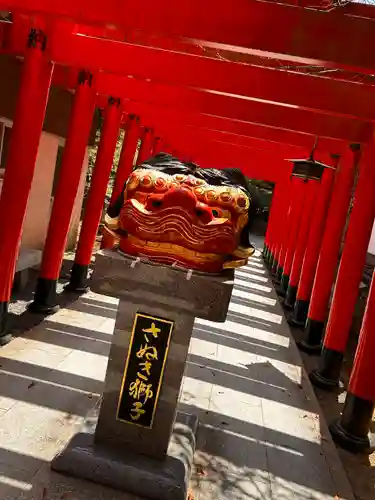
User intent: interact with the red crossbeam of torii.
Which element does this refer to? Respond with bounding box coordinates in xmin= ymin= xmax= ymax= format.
xmin=115 ymin=87 xmax=371 ymax=143
xmin=155 ymin=125 xmax=308 ymax=158
xmin=122 ymin=103 xmax=346 ymax=154
xmin=2 ymin=0 xmax=375 ymax=73
xmin=0 ymin=12 xmax=372 ymax=152
xmin=167 ymin=140 xmax=293 ymax=183
xmin=4 ymin=15 xmax=375 ymax=123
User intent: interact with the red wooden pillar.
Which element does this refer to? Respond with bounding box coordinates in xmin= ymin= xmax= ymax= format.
xmin=164 ymin=145 xmax=174 ymax=155
xmin=269 ymin=243 xmax=277 ymax=269
xmin=68 ymin=97 xmax=123 ymax=292
xmin=271 ymin=184 xmax=292 ymax=276
xmin=263 ymin=244 xmax=270 ymax=260
xmin=0 ymin=29 xmax=53 ymax=343
xmin=284 ymin=179 xmax=318 ymax=309
xmin=153 ymin=137 xmax=162 ymax=155
xmin=263 ymin=183 xmax=280 ymax=265
xmin=330 ymin=273 xmax=375 ymax=453
xmin=137 ymin=128 xmax=154 ymax=165
xmin=101 ymin=114 xmax=140 ymax=251
xmin=110 ymin=114 xmax=140 ymax=205
xmin=279 ymin=178 xmax=306 ymax=295
xmin=310 ymin=144 xmax=375 ymax=389
xmin=270 ymin=181 xmax=291 ymax=271
xmin=29 ymin=71 xmax=96 ymax=314
xmin=276 ymin=189 xmax=293 ymax=280
xmin=271 ymin=243 xmax=283 ymax=275
xmin=263 ymin=208 xmax=273 ymax=263
xmin=271 ymin=184 xmax=289 ymax=274
xmin=299 ymin=146 xmax=358 ymax=353
xmin=290 ymin=164 xmax=336 ymax=327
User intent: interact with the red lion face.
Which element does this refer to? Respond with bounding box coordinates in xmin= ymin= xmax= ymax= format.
xmin=104 ymin=167 xmax=254 ymax=272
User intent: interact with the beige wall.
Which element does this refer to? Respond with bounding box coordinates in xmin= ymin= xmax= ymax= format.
xmin=21 ymin=133 xmax=59 ymax=249
xmin=66 ymin=149 xmax=90 ymax=251
xmin=368 ymin=220 xmax=375 ymax=256
xmin=0 ymin=118 xmax=89 ymax=254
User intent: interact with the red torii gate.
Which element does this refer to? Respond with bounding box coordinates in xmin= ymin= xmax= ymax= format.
xmin=4 ymin=21 xmax=370 ymax=144
xmin=3 ymin=0 xmax=375 ymax=73
xmin=0 ymin=2 xmax=373 ymax=455
xmin=157 ymin=140 xmax=292 ymax=182
xmin=1 ymin=17 xmax=364 ymax=168
xmin=98 ymin=80 xmax=371 ymax=143
xmin=46 ymin=31 xmax=375 ymax=122
xmin=157 ymin=126 xmax=308 ymax=158
xmin=3 ymin=17 xmax=375 ymax=135
xmin=125 ymin=104 xmax=347 ymax=153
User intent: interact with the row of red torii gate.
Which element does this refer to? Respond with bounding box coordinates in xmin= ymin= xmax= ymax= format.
xmin=0 ymin=0 xmax=374 ymax=456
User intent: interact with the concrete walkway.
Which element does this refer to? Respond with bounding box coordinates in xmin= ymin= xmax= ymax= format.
xmin=0 ymin=248 xmax=354 ymax=499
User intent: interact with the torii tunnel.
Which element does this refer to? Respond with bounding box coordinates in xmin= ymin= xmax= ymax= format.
xmin=0 ymin=0 xmax=375 ymax=462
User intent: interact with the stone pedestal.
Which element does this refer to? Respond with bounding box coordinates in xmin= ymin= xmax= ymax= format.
xmin=52 ymin=250 xmax=234 ymax=499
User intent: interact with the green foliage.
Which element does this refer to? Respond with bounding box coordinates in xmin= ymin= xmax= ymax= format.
xmin=246 ymin=177 xmax=275 ymax=209
xmin=247 ymin=178 xmax=275 ymax=192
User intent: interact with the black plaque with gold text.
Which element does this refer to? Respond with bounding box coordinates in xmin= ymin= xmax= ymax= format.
xmin=116 ymin=312 xmax=174 ymax=428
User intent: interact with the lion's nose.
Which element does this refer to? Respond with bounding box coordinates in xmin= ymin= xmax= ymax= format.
xmin=163 ymin=187 xmax=197 ymax=211
xmin=147 ymin=187 xmax=214 ymax=223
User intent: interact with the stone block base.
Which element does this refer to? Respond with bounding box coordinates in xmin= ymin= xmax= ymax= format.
xmin=52 ymin=406 xmax=198 ymax=500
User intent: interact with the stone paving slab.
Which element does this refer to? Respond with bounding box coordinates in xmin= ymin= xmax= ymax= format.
xmin=0 ymin=247 xmax=354 ymax=500
xmin=185 ymin=254 xmax=354 ymax=500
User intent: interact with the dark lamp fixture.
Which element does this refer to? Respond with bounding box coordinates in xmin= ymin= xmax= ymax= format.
xmin=288 ymin=137 xmax=334 ymax=181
